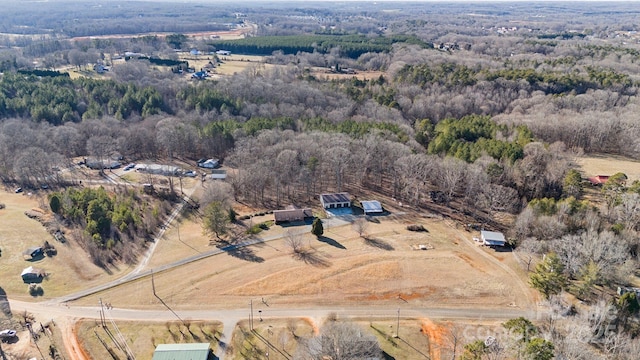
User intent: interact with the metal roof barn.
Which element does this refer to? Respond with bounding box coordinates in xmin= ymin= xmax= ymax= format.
xmin=152 ymin=343 xmax=211 ymax=360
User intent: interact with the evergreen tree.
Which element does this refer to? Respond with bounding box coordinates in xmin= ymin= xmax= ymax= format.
xmin=529 ymin=252 xmax=568 ymax=299
xmin=311 ymin=218 xmax=324 ymax=237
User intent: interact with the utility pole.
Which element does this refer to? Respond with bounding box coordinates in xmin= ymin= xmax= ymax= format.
xmin=250 ymin=299 xmax=254 ymax=330
xmin=395 ymin=308 xmax=400 ymax=338
xmin=99 ymin=298 xmax=106 ymax=327
xmin=151 ymin=270 xmax=156 ymax=297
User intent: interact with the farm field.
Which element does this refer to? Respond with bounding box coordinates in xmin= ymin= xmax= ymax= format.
xmin=73 ymin=211 xmax=534 ymax=312
xmin=228 ymin=317 xmax=436 ymax=360
xmin=76 ymin=319 xmax=222 ymax=360
xmin=576 ymin=154 xmax=640 ymax=183
xmin=0 ymin=190 xmax=128 ymax=301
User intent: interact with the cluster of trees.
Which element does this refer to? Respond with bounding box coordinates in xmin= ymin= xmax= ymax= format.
xmin=425 ymin=115 xmax=532 ymax=163
xmin=212 ymin=34 xmax=429 ymax=59
xmin=48 ymin=186 xmax=173 ymax=267
xmin=0 ymin=73 xmax=163 ymax=124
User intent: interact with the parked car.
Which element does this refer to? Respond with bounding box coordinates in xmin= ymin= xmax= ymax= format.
xmin=14 ymin=187 xmax=22 ymax=193
xmin=184 ymin=170 xmax=197 ymax=177
xmin=124 ymin=163 xmax=136 ymax=171
xmin=0 ymin=329 xmax=16 ymax=338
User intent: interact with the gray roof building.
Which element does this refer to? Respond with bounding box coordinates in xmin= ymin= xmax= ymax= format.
xmin=152 ymin=343 xmax=212 ymax=360
xmin=320 ymin=192 xmax=351 ymax=209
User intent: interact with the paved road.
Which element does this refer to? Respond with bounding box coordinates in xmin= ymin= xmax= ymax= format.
xmin=10 ymin=299 xmax=539 ymax=323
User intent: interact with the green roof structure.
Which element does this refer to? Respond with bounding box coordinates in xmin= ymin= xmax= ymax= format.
xmin=152 ymin=343 xmax=211 ymax=360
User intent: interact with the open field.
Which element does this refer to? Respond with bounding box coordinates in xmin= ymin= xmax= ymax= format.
xmin=227 ymin=317 xmax=432 ymax=360
xmin=77 ymin=319 xmax=222 ymax=360
xmin=0 ymin=190 xmax=128 ymax=301
xmin=73 ymin=212 xmax=533 ymax=312
xmin=576 ymin=154 xmax=640 ymax=183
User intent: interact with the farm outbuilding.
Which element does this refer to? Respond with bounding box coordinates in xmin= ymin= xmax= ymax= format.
xmin=22 ymin=247 xmax=43 ymax=260
xmin=274 ymin=207 xmax=313 ymax=224
xmin=209 ymin=169 xmax=227 ymax=180
xmin=480 ymin=230 xmax=507 ymax=247
xmin=320 ymin=193 xmax=351 ymax=209
xmin=21 ymin=266 xmax=44 ymax=283
xmin=587 ymin=175 xmax=609 ymax=186
xmin=361 ymin=200 xmax=383 ymax=214
xmin=152 ymin=343 xmax=212 ymax=360
xmin=135 ymin=164 xmax=181 ymax=176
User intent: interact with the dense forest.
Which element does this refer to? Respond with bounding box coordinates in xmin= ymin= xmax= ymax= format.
xmin=2 ymin=1 xmax=640 ymax=358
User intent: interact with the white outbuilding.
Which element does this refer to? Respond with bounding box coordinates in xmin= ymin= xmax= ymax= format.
xmin=480 ymin=230 xmax=507 ymax=247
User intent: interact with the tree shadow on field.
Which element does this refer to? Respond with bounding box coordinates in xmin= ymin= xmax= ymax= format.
xmin=293 ymin=248 xmax=331 ymax=268
xmin=0 ymin=287 xmax=11 ymax=317
xmin=217 ymin=241 xmax=264 ymax=263
xmin=317 ymin=236 xmax=346 ymax=249
xmin=363 ymin=236 xmax=394 ymax=251
xmin=398 ymin=337 xmax=430 ymax=359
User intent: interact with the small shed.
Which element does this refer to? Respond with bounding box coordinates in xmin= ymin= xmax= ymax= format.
xmin=209 ymin=169 xmax=227 ymax=180
xmin=320 ymin=193 xmax=351 ymax=209
xmin=21 ymin=266 xmax=44 ymax=282
xmin=152 ymin=343 xmax=212 ymax=360
xmin=274 ymin=207 xmax=313 ymax=224
xmin=22 ymin=247 xmax=44 ymax=260
xmin=480 ymin=230 xmax=507 ymax=247
xmin=361 ymin=200 xmax=383 ymax=214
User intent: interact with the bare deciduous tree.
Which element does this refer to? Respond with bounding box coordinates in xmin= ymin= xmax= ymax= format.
xmin=352 ymin=218 xmax=369 ymax=238
xmin=294 ymin=321 xmax=382 ymax=360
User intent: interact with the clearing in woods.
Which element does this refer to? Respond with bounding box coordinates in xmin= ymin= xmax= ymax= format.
xmin=576 ymin=154 xmax=640 ymax=183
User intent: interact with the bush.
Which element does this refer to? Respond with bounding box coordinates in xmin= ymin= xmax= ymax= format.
xmin=406 ymin=224 xmax=428 ymax=232
xmin=28 ymin=284 xmax=44 ymax=297
xmin=0 ymin=203 xmax=5 ymax=209
xmin=246 ymin=224 xmax=263 ymax=235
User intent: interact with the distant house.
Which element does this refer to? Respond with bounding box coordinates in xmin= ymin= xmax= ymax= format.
xmin=85 ymin=159 xmax=121 ymax=170
xmin=587 ymin=175 xmax=609 ymax=186
xmin=190 ymin=49 xmax=201 ymax=56
xmin=197 ymin=159 xmax=219 ymax=169
xmin=361 ymin=200 xmax=383 ymax=214
xmin=216 ymin=50 xmax=231 ymax=56
xmin=152 ymin=343 xmax=212 ymax=360
xmin=480 ymin=230 xmax=507 ymax=247
xmin=21 ymin=266 xmax=44 ymax=283
xmin=320 ymin=193 xmax=351 ymax=209
xmin=93 ymin=64 xmax=108 ymax=73
xmin=22 ymin=247 xmax=43 ymax=260
xmin=191 ymin=71 xmax=208 ymax=79
xmin=274 ymin=207 xmax=313 ymax=224
xmin=135 ymin=164 xmax=181 ymax=176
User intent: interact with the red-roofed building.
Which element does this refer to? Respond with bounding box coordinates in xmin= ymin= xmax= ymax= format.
xmin=587 ymin=175 xmax=609 ymax=186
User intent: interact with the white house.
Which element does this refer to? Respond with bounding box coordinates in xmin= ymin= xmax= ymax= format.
xmin=480 ymin=230 xmax=507 ymax=247
xmin=197 ymin=159 xmax=219 ymax=169
xmin=361 ymin=200 xmax=383 ymax=214
xmin=320 ymin=193 xmax=351 ymax=209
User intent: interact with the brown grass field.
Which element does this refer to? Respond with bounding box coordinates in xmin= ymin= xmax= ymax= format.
xmin=77 ymin=319 xmax=222 ymax=360
xmin=72 ymin=210 xmax=533 ymax=312
xmin=576 ymin=153 xmax=640 ymax=183
xmin=0 ymin=190 xmax=128 ymax=301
